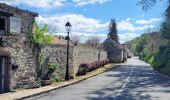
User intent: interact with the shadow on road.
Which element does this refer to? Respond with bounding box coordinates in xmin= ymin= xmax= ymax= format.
xmin=86 ymin=64 xmax=170 ymax=100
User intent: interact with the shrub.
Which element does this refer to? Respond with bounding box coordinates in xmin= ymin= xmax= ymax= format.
xmin=42 ymin=63 xmax=58 ymax=80
xmin=54 ymin=76 xmax=62 ymax=82
xmin=94 ymin=61 xmax=100 ymax=68
xmin=77 ymin=63 xmax=89 ymax=75
xmin=91 ymin=62 xmax=97 ymax=69
xmin=100 ymin=61 xmax=104 ymax=67
xmin=106 ymin=59 xmax=109 ymax=64
xmin=77 ymin=59 xmax=110 ymax=76
xmin=87 ymin=63 xmax=93 ymax=71
xmin=49 ymin=63 xmax=58 ymax=72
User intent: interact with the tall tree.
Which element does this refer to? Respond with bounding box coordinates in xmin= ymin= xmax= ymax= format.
xmin=160 ymin=1 xmax=170 ymax=40
xmin=108 ymin=19 xmax=119 ymax=43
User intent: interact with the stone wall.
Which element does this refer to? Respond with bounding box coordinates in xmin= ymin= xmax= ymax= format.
xmin=41 ymin=44 xmax=74 ymax=80
xmin=73 ymin=46 xmax=107 ymax=76
xmin=41 ymin=45 xmax=107 ymax=80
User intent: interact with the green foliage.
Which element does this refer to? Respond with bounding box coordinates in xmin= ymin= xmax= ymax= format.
xmin=108 ymin=19 xmax=119 ymax=43
xmin=49 ymin=63 xmax=58 ymax=72
xmin=160 ymin=18 xmax=170 ymax=39
xmin=125 ymin=37 xmax=139 ymax=55
xmin=31 ymin=20 xmax=54 ymax=47
xmin=125 ymin=31 xmax=170 ymax=76
xmin=136 ymin=0 xmax=170 ymax=76
xmin=148 ymin=55 xmax=154 ymax=64
xmin=42 ymin=63 xmax=58 ymax=80
xmin=29 ymin=20 xmax=55 ymax=80
xmin=136 ymin=40 xmax=144 ymax=53
xmin=54 ymin=76 xmax=62 ymax=82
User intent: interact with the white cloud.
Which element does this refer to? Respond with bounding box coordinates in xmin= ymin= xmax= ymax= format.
xmin=71 ymin=32 xmax=107 ymax=38
xmin=118 ymin=21 xmax=136 ymax=31
xmin=135 ymin=18 xmax=162 ymax=24
xmin=72 ymin=0 xmax=111 ymax=6
xmin=126 ymin=18 xmax=133 ymax=22
xmin=0 ymin=0 xmax=66 ymax=8
xmin=37 ymin=14 xmax=108 ymax=33
xmin=119 ymin=33 xmax=140 ymax=43
xmin=118 ymin=20 xmax=155 ymax=31
xmin=37 ymin=14 xmax=108 ymax=42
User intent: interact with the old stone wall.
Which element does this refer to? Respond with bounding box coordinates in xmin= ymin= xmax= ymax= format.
xmin=73 ymin=46 xmax=107 ymax=76
xmin=41 ymin=45 xmax=107 ymax=80
xmin=41 ymin=44 xmax=74 ymax=80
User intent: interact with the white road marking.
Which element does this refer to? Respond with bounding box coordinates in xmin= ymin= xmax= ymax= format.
xmin=117 ymin=65 xmax=135 ymax=94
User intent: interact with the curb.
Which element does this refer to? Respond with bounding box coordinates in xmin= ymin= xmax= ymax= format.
xmin=17 ymin=64 xmax=121 ymax=100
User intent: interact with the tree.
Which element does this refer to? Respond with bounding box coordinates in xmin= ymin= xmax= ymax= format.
xmin=136 ymin=40 xmax=144 ymax=54
xmin=70 ymin=35 xmax=80 ymax=46
xmin=108 ymin=19 xmax=119 ymax=43
xmin=86 ymin=35 xmax=101 ymax=47
xmin=137 ymin=0 xmax=163 ymax=11
xmin=160 ymin=18 xmax=170 ymax=39
xmin=29 ymin=20 xmax=54 ymax=79
xmin=160 ymin=1 xmax=170 ymax=40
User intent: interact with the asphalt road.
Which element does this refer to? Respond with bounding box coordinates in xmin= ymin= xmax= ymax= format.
xmin=27 ymin=57 xmax=170 ymax=100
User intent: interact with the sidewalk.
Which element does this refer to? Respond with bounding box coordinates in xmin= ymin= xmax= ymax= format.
xmin=0 ymin=63 xmax=121 ymax=100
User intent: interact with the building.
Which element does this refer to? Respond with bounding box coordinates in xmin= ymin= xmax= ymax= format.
xmin=103 ymin=19 xmax=124 ymax=63
xmin=0 ymin=3 xmax=38 ymax=93
xmin=103 ymin=37 xmax=123 ymax=63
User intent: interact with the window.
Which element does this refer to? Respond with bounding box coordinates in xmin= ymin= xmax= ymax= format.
xmin=0 ymin=18 xmax=5 ymax=34
xmin=10 ymin=17 xmax=21 ymax=34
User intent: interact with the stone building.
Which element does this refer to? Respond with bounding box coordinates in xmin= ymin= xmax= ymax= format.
xmin=0 ymin=3 xmax=38 ymax=93
xmin=103 ymin=19 xmax=124 ymax=63
xmin=103 ymin=37 xmax=123 ymax=63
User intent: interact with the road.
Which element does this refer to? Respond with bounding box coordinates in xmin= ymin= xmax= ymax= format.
xmin=27 ymin=57 xmax=170 ymax=100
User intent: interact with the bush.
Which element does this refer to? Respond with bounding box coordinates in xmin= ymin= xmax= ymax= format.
xmin=95 ymin=61 xmax=100 ymax=68
xmin=42 ymin=63 xmax=58 ymax=80
xmin=49 ymin=63 xmax=58 ymax=72
xmin=54 ymin=76 xmax=62 ymax=82
xmin=100 ymin=61 xmax=105 ymax=67
xmin=106 ymin=59 xmax=109 ymax=64
xmin=87 ymin=63 xmax=93 ymax=71
xmin=77 ymin=59 xmax=110 ymax=76
xmin=77 ymin=63 xmax=89 ymax=75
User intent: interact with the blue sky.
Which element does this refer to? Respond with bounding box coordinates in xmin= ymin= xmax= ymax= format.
xmin=0 ymin=0 xmax=167 ymax=43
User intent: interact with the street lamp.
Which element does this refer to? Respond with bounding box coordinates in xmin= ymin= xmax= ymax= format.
xmin=65 ymin=21 xmax=72 ymax=80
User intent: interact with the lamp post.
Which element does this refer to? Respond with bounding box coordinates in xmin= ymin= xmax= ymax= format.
xmin=65 ymin=21 xmax=72 ymax=80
